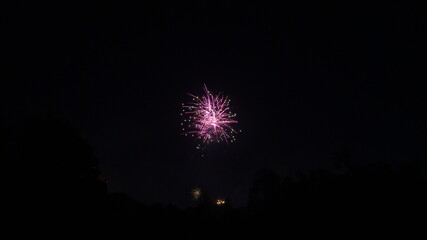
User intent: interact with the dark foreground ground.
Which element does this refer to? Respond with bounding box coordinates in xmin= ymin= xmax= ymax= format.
xmin=6 ymin=161 xmax=427 ymax=239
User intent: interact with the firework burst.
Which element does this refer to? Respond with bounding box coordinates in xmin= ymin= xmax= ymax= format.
xmin=181 ymin=84 xmax=239 ymax=144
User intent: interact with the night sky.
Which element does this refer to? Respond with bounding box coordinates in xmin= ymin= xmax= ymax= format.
xmin=2 ymin=1 xmax=426 ymax=208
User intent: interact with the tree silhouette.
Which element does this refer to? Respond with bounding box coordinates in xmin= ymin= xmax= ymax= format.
xmin=13 ymin=116 xmax=106 ymax=210
xmin=248 ymin=169 xmax=281 ymax=212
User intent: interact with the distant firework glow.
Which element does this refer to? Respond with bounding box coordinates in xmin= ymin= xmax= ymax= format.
xmin=181 ymin=84 xmax=239 ymax=144
xmin=191 ymin=187 xmax=201 ymax=200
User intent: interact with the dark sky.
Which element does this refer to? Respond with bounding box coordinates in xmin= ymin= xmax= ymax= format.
xmin=2 ymin=1 xmax=426 ymax=208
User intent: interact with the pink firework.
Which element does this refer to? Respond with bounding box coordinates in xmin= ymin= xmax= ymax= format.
xmin=181 ymin=84 xmax=238 ymax=144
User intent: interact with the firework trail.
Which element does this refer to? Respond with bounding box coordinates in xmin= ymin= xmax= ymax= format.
xmin=181 ymin=84 xmax=239 ymax=144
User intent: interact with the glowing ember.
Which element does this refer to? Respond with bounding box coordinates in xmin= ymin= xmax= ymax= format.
xmin=181 ymin=84 xmax=238 ymax=144
xmin=216 ymin=199 xmax=226 ymax=206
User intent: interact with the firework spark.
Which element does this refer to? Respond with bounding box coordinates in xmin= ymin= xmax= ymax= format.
xmin=181 ymin=84 xmax=238 ymax=144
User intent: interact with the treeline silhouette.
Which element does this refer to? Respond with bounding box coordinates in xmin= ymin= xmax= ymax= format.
xmin=2 ymin=115 xmax=425 ymax=239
